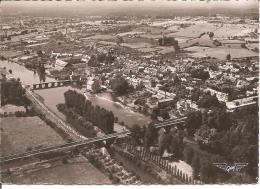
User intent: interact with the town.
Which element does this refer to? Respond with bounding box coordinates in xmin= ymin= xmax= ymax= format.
xmin=0 ymin=5 xmax=259 ymax=186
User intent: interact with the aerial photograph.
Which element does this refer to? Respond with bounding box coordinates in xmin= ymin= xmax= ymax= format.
xmin=0 ymin=0 xmax=259 ymax=186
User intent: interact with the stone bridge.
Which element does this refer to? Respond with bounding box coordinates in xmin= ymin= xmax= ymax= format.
xmin=32 ymin=80 xmax=77 ymax=90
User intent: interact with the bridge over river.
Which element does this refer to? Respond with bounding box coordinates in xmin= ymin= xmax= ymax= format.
xmin=1 ymin=60 xmax=188 ymax=164
xmin=31 ymin=80 xmax=78 ymax=90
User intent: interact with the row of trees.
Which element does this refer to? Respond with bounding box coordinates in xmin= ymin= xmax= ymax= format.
xmin=186 ymin=106 xmax=232 ymax=136
xmin=63 ymin=90 xmax=114 ymax=133
xmin=57 ymin=104 xmax=97 ymax=138
xmin=130 ymin=123 xmax=186 ymax=159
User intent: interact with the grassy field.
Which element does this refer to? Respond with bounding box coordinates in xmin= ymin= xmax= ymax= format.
xmin=84 ymin=34 xmax=115 ymax=41
xmin=8 ymin=156 xmax=111 ymax=184
xmin=172 ymin=22 xmax=257 ymax=39
xmin=1 ymin=117 xmax=65 ymax=156
xmin=121 ymin=42 xmax=153 ymax=49
xmin=184 ymin=46 xmax=258 ymax=60
xmin=156 ymin=46 xmax=176 ymax=54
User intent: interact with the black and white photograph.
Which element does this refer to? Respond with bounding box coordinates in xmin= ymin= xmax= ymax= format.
xmin=0 ymin=0 xmax=259 ymax=186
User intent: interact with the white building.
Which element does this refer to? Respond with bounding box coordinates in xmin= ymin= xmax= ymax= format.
xmin=205 ymin=88 xmax=229 ymax=102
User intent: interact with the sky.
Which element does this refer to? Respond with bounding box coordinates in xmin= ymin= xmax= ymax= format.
xmin=0 ymin=0 xmax=258 ymax=17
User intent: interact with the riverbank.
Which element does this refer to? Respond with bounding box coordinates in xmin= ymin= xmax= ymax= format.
xmin=1 ymin=59 xmax=151 ymax=128
xmin=84 ymin=90 xmax=151 ymax=128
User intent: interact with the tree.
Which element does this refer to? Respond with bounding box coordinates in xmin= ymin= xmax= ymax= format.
xmin=226 ymin=54 xmax=231 ymax=61
xmin=130 ymin=124 xmax=143 ymax=145
xmin=92 ymin=79 xmax=101 ymax=93
xmin=169 ymin=131 xmax=185 ymax=158
xmin=183 ymin=146 xmax=194 ymax=164
xmin=88 ymin=55 xmax=99 ymax=67
xmin=112 ymin=78 xmax=131 ymax=95
xmin=97 ymin=53 xmax=106 ymax=63
xmin=199 ymin=160 xmax=214 ymax=183
xmin=158 ymin=36 xmax=180 ymax=51
xmin=151 ymin=79 xmax=156 ymax=88
xmin=241 ymin=43 xmax=247 ymax=48
xmin=190 ymin=68 xmax=210 ymax=81
xmin=160 ymin=109 xmax=170 ymax=120
xmin=158 ymin=132 xmax=172 ymax=156
xmin=191 ymin=155 xmax=200 ymax=179
xmin=209 ymin=32 xmax=214 ymax=40
xmin=151 ymin=107 xmax=160 ymax=120
xmin=144 ymin=123 xmax=158 ymax=148
xmin=105 ymin=51 xmax=115 ymax=64
xmin=1 ymin=79 xmax=25 ymax=106
xmin=186 ymin=111 xmax=202 ymax=136
xmin=115 ymin=35 xmax=124 ymax=46
xmin=191 ymin=88 xmax=201 ymax=102
xmin=197 ymin=94 xmax=220 ymax=109
xmin=63 ymin=90 xmax=114 ymax=134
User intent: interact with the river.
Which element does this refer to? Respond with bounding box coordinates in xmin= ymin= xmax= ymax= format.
xmin=1 ymin=60 xmax=151 ymax=127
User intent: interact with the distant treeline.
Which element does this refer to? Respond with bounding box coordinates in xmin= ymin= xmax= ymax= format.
xmin=62 ymin=90 xmax=114 ymax=134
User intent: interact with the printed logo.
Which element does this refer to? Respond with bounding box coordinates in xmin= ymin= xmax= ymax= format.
xmin=213 ymin=163 xmax=248 ymax=173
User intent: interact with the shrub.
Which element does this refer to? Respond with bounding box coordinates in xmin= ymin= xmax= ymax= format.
xmin=15 ymin=111 xmax=26 ymax=117
xmin=62 ymin=158 xmax=68 ymax=164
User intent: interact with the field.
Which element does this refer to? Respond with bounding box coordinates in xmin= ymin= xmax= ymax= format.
xmin=172 ymin=22 xmax=257 ymax=39
xmin=79 ymin=20 xmax=258 ymax=58
xmin=34 ymin=86 xmax=76 ymax=121
xmin=184 ymin=46 xmax=258 ymax=60
xmin=0 ymin=104 xmax=26 ymax=114
xmin=156 ymin=46 xmax=176 ymax=54
xmin=7 ymin=156 xmax=111 ymax=184
xmin=121 ymin=42 xmax=153 ymax=49
xmin=1 ymin=117 xmax=65 ymax=156
xmin=84 ymin=34 xmax=115 ymax=41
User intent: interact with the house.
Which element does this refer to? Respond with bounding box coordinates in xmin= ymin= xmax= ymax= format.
xmin=236 ymin=79 xmax=250 ymax=88
xmin=53 ymin=59 xmax=72 ymax=71
xmin=158 ymin=98 xmax=174 ymax=109
xmin=127 ymin=77 xmax=142 ymax=89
